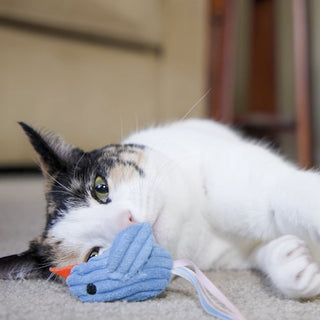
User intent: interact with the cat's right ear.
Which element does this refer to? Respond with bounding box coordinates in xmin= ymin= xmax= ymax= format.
xmin=18 ymin=122 xmax=83 ymax=174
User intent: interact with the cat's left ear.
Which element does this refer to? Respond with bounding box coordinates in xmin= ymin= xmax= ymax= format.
xmin=0 ymin=249 xmax=51 ymax=280
xmin=18 ymin=122 xmax=84 ymax=175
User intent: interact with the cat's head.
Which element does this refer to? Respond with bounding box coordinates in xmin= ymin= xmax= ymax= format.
xmin=0 ymin=123 xmax=165 ymax=280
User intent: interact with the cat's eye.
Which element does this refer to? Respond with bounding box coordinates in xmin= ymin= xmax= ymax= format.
xmin=86 ymin=247 xmax=100 ymax=262
xmin=94 ymin=176 xmax=109 ymax=203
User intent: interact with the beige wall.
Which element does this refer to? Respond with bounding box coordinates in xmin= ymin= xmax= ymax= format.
xmin=0 ymin=0 xmax=208 ymax=165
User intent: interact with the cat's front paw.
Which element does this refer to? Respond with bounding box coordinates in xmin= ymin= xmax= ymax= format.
xmin=256 ymin=235 xmax=320 ymax=298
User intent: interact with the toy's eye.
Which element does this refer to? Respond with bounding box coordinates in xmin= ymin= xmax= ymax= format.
xmin=94 ymin=176 xmax=109 ymax=203
xmin=86 ymin=247 xmax=100 ymax=262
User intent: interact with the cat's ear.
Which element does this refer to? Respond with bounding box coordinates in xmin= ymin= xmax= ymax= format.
xmin=18 ymin=122 xmax=83 ymax=174
xmin=0 ymin=249 xmax=51 ymax=280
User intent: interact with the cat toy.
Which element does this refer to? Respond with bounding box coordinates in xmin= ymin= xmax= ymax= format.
xmin=50 ymin=223 xmax=246 ymax=320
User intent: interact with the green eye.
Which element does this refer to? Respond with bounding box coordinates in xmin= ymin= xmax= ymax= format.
xmin=87 ymin=247 xmax=100 ymax=261
xmin=94 ymin=176 xmax=109 ymax=203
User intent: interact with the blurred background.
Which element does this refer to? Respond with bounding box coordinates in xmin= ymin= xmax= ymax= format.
xmin=0 ymin=0 xmax=319 ymax=170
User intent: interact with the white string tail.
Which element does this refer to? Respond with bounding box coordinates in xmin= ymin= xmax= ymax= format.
xmin=172 ymin=260 xmax=246 ymax=320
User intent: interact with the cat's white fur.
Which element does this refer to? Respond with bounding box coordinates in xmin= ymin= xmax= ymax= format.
xmin=50 ymin=119 xmax=320 ymax=298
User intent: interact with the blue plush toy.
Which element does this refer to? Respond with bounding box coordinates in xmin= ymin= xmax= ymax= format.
xmin=50 ymin=223 xmax=246 ymax=320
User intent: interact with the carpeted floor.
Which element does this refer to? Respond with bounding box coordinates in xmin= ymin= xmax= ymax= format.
xmin=0 ymin=176 xmax=320 ymax=320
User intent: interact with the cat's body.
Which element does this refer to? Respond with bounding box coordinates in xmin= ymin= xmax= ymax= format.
xmin=1 ymin=119 xmax=320 ymax=299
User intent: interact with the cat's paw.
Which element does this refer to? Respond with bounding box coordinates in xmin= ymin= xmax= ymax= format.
xmin=256 ymin=235 xmax=320 ymax=298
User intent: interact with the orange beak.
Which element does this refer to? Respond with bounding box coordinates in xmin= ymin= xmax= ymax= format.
xmin=50 ymin=265 xmax=76 ymax=279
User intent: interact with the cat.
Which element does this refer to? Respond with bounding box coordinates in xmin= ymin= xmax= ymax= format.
xmin=1 ymin=119 xmax=320 ymax=299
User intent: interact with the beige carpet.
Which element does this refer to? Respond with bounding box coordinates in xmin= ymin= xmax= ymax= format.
xmin=0 ymin=176 xmax=320 ymax=320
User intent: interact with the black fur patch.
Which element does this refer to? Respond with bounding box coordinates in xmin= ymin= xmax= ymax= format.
xmin=0 ymin=245 xmax=52 ymax=280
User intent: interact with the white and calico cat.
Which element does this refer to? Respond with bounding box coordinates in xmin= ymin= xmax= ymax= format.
xmin=1 ymin=119 xmax=320 ymax=299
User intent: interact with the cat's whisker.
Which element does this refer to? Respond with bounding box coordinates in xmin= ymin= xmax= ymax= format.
xmin=49 ymin=190 xmax=83 ymax=200
xmin=46 ymin=272 xmax=58 ymax=282
xmin=49 ymin=190 xmax=84 ymax=202
xmin=181 ymin=88 xmax=212 ymax=120
xmin=45 ymin=172 xmax=82 ymax=200
xmin=73 ymin=152 xmax=86 ymax=180
xmin=46 ymin=173 xmax=72 ymax=193
xmin=120 ymin=115 xmax=124 ymax=141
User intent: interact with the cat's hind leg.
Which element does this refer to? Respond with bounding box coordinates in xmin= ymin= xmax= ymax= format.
xmin=252 ymin=235 xmax=320 ymax=299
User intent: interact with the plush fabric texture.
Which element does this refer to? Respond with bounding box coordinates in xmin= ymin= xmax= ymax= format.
xmin=66 ymin=223 xmax=173 ymax=302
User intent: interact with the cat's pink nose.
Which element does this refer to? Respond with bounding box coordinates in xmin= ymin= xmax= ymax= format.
xmin=127 ymin=211 xmax=134 ymax=224
xmin=121 ymin=210 xmax=135 ymax=229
